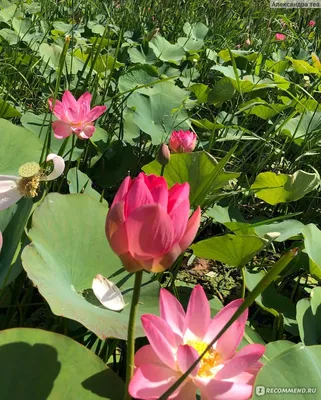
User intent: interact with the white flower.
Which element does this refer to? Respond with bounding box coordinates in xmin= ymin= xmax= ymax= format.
xmin=0 ymin=154 xmax=65 ymax=211
xmin=92 ymin=274 xmax=126 ymax=311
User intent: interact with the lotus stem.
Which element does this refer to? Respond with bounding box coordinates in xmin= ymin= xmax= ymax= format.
xmin=123 ymin=270 xmax=143 ymax=400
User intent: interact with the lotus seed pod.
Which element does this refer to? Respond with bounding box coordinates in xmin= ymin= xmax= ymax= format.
xmin=18 ymin=162 xmax=40 ymax=178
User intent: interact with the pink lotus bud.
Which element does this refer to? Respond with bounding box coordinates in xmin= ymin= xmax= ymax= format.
xmin=156 ymin=143 xmax=170 ymax=166
xmin=169 ymin=130 xmax=197 ymax=153
xmin=309 ymin=20 xmax=316 ymax=27
xmin=48 ymin=91 xmax=106 ymax=140
xmin=245 ymin=38 xmax=251 ymax=46
xmin=105 ymin=173 xmax=201 ymax=273
xmin=275 ymin=33 xmax=286 ymax=41
xmin=129 ymin=285 xmax=265 ymax=399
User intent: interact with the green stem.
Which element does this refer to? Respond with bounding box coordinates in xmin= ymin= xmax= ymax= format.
xmin=123 ymin=270 xmax=143 ymax=400
xmin=56 ymin=134 xmax=76 ymax=193
xmin=241 ymin=267 xmax=246 ymax=299
xmin=160 ymin=165 xmax=165 ymax=177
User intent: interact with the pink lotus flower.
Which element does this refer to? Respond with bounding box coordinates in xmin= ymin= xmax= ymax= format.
xmin=105 ymin=173 xmax=200 ymax=273
xmin=48 ymin=91 xmax=106 ymax=140
xmin=275 ymin=33 xmax=286 ymax=41
xmin=169 ymin=130 xmax=197 ymax=153
xmin=309 ymin=20 xmax=316 ymax=27
xmin=129 ymin=285 xmax=265 ymax=400
xmin=244 ymin=38 xmax=251 ymax=46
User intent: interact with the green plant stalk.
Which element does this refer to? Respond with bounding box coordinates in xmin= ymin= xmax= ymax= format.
xmin=273 ymin=313 xmax=284 ymax=341
xmin=41 ymin=36 xmax=71 ymax=163
xmin=123 ymin=270 xmax=143 ymax=400
xmin=158 ymin=248 xmax=299 ymax=400
xmin=58 ymin=136 xmax=71 ymax=157
xmin=241 ymin=267 xmax=246 ymax=298
xmin=83 ymin=24 xmax=110 ymax=91
xmin=102 ymin=27 xmax=123 ymax=100
xmin=56 ymin=134 xmax=76 ymax=193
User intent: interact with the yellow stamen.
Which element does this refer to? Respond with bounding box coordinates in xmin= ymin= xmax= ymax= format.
xmin=17 ymin=175 xmax=41 ymax=198
xmin=186 ymin=340 xmax=220 ymax=377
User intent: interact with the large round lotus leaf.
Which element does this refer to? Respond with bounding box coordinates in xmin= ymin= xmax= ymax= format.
xmin=191 ymin=234 xmax=266 ymax=268
xmin=21 ymin=193 xmax=160 ymax=340
xmin=252 ymin=343 xmax=321 ymax=399
xmin=143 ymin=151 xmax=240 ymax=208
xmin=0 ymin=118 xmax=43 ymax=175
xmin=0 ymin=327 xmax=124 ymax=400
xmin=280 ymin=111 xmax=321 ymax=144
xmin=149 ymin=35 xmax=185 ymax=64
xmin=251 ymin=170 xmax=320 ymax=205
xmin=126 ymin=91 xmax=190 ymax=145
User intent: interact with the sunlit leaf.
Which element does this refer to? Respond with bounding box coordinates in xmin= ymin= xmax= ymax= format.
xmin=251 ymin=170 xmax=320 ymax=205
xmin=191 ymin=234 xmax=266 ymax=268
xmin=149 ymin=35 xmax=185 ymax=64
xmin=253 ymin=344 xmax=321 ymax=399
xmin=143 ymin=151 xmax=240 ymax=207
xmin=0 ymin=118 xmax=43 ymax=175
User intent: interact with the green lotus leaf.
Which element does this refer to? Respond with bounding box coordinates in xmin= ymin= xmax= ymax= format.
xmin=0 ymin=327 xmax=124 ymax=399
xmin=22 ymin=193 xmax=160 ymax=340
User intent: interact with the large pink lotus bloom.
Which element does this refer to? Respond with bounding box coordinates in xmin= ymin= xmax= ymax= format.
xmin=105 ymin=173 xmax=200 ymax=273
xmin=169 ymin=130 xmax=197 ymax=153
xmin=48 ymin=91 xmax=106 ymax=140
xmin=275 ymin=33 xmax=286 ymax=41
xmin=309 ymin=20 xmax=316 ymax=27
xmin=129 ymin=285 xmax=265 ymax=400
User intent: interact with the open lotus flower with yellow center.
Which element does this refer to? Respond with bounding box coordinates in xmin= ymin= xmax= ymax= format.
xmin=0 ymin=154 xmax=65 ymax=211
xmin=129 ymin=285 xmax=265 ymax=400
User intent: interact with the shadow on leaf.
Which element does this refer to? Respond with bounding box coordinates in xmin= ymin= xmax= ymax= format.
xmin=0 ymin=342 xmax=60 ymax=400
xmin=82 ymin=369 xmax=125 ymax=399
